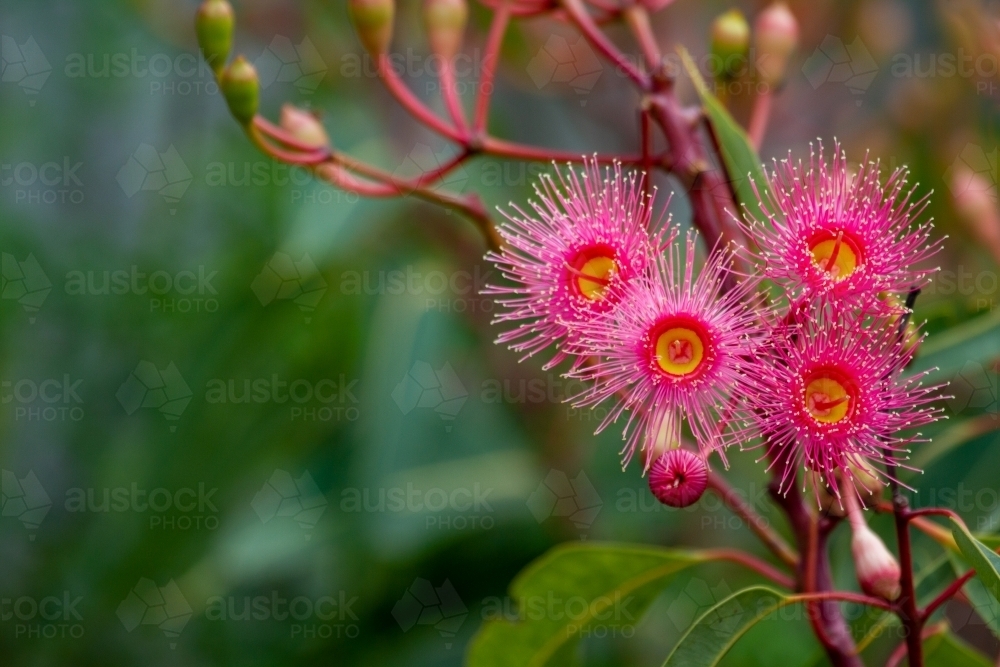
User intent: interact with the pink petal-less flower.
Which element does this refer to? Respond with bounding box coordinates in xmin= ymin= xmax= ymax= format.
xmin=485 ymin=158 xmax=668 ymax=370
xmin=743 ymin=141 xmax=941 ymax=310
xmin=747 ymin=302 xmax=945 ymax=498
xmin=568 ymin=231 xmax=766 ymax=469
xmin=648 ymin=448 xmax=708 ymax=507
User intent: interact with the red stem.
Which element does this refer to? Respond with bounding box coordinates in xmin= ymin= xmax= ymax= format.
xmin=702 ymin=549 xmax=795 ymax=589
xmin=747 ymin=89 xmax=772 ymax=150
xmin=438 ymin=55 xmax=469 ymax=137
xmin=559 ymin=0 xmax=651 ymax=90
xmin=706 ymin=471 xmax=799 ymax=568
xmin=474 ymin=3 xmax=511 ymax=135
xmin=377 ymin=53 xmax=463 ymax=141
xmin=921 ymin=571 xmax=974 ymax=622
xmin=890 ymin=486 xmax=923 ymax=666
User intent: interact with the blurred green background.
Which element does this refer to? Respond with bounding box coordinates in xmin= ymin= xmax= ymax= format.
xmin=0 ymin=0 xmax=998 ymax=665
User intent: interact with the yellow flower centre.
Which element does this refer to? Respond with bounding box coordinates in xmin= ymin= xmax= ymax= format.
xmin=804 ymin=375 xmax=853 ymax=424
xmin=576 ymin=255 xmax=616 ymax=300
xmin=809 ymin=230 xmax=861 ymax=282
xmin=655 ymin=327 xmax=706 ymax=377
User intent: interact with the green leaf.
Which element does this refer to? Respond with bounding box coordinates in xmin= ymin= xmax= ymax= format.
xmin=661 ymin=586 xmax=791 ymax=667
xmin=924 ymin=629 xmax=993 ymax=667
xmin=677 ymin=46 xmax=771 ymax=225
xmin=951 ymin=518 xmax=1000 ymax=603
xmin=909 ymin=307 xmax=1000 ymax=380
xmin=466 ymin=543 xmax=706 ymax=667
xmin=910 ymin=414 xmax=1000 ymax=471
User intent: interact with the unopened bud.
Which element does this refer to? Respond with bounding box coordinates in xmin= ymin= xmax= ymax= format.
xmin=952 ymin=166 xmax=1000 ymax=265
xmin=349 ymin=0 xmax=395 ymax=56
xmin=711 ymin=9 xmax=750 ymax=81
xmin=648 ymin=449 xmax=708 ymax=508
xmin=280 ymin=104 xmax=329 ymax=149
xmin=754 ymin=2 xmax=799 ymax=87
xmin=851 ymin=522 xmax=901 ymax=601
xmin=424 ymin=0 xmax=468 ymax=61
xmin=220 ymin=56 xmax=259 ymax=125
xmin=196 ymin=0 xmax=235 ymax=74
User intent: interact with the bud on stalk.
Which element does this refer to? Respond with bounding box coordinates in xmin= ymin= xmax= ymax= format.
xmin=845 ymin=490 xmax=901 ymax=601
xmin=280 ymin=104 xmax=329 ymax=149
xmin=196 ymin=0 xmax=235 ymax=74
xmin=423 ymin=0 xmax=468 ymax=61
xmin=349 ymin=0 xmax=395 ymax=56
xmin=711 ymin=9 xmax=749 ymax=81
xmin=648 ymin=448 xmax=708 ymax=508
xmin=220 ymin=57 xmax=259 ymax=125
xmin=754 ymin=2 xmax=799 ymax=87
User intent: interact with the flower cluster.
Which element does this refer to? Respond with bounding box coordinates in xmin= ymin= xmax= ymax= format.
xmin=485 ymin=144 xmax=944 ymax=507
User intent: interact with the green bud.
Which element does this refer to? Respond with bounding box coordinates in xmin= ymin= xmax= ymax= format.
xmin=710 ymin=9 xmax=749 ymax=81
xmin=220 ymin=56 xmax=259 ymax=125
xmin=754 ymin=2 xmax=799 ymax=87
xmin=423 ymin=0 xmax=468 ymax=60
xmin=196 ymin=0 xmax=235 ymax=74
xmin=349 ymin=0 xmax=395 ymax=56
xmin=280 ymin=104 xmax=329 ymax=149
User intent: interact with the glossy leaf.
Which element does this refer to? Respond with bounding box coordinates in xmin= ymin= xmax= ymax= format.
xmin=909 ymin=307 xmax=1000 ymax=380
xmin=661 ymin=586 xmax=790 ymax=667
xmin=924 ymin=629 xmax=992 ymax=666
xmin=678 ymin=46 xmax=771 ymax=225
xmin=466 ymin=543 xmax=706 ymax=667
xmin=952 ymin=518 xmax=1000 ymax=603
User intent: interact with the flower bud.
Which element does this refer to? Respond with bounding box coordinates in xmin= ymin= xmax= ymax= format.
xmin=851 ymin=522 xmax=901 ymax=601
xmin=220 ymin=56 xmax=259 ymax=125
xmin=349 ymin=0 xmax=395 ymax=56
xmin=879 ymin=293 xmax=921 ymax=357
xmin=754 ymin=2 xmax=799 ymax=87
xmin=951 ymin=166 xmax=1000 ymax=266
xmin=711 ymin=9 xmax=749 ymax=81
xmin=423 ymin=0 xmax=468 ymax=61
xmin=196 ymin=0 xmax=235 ymax=74
xmin=648 ymin=449 xmax=708 ymax=508
xmin=280 ymin=104 xmax=329 ymax=149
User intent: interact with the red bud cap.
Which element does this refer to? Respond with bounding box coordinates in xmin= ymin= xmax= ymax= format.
xmin=220 ymin=56 xmax=259 ymax=125
xmin=349 ymin=0 xmax=395 ymax=56
xmin=280 ymin=104 xmax=329 ymax=149
xmin=754 ymin=2 xmax=799 ymax=86
xmin=711 ymin=9 xmax=750 ymax=81
xmin=196 ymin=0 xmax=235 ymax=74
xmin=423 ymin=0 xmax=468 ymax=61
xmin=648 ymin=449 xmax=708 ymax=508
xmin=845 ymin=490 xmax=901 ymax=601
